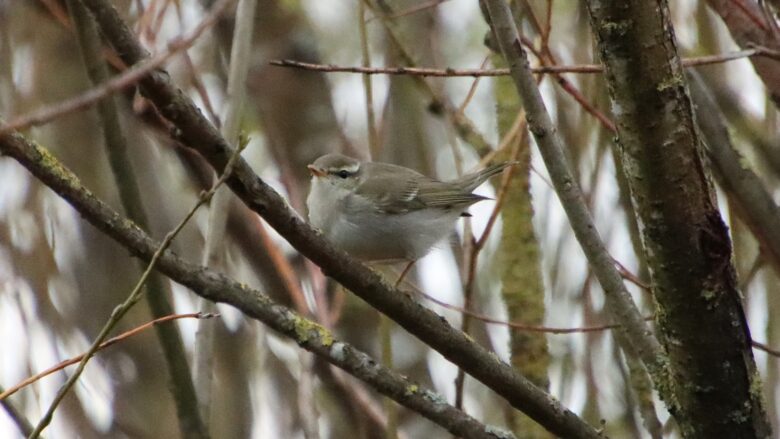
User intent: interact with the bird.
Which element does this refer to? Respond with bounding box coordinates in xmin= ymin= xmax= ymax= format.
xmin=306 ymin=153 xmax=513 ymax=262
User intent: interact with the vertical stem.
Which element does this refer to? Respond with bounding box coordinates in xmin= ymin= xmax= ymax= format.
xmin=66 ymin=0 xmax=208 ymax=436
xmin=358 ymin=0 xmax=380 ymax=159
xmin=195 ymin=0 xmax=258 ymax=428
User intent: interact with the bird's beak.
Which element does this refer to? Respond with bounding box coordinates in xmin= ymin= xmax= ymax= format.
xmin=307 ymin=164 xmax=326 ymax=177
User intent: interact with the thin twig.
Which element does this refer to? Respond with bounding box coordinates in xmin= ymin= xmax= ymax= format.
xmin=183 ymin=51 xmax=221 ymax=127
xmin=731 ymin=0 xmax=771 ymax=31
xmin=752 ymin=340 xmax=780 ymax=357
xmin=476 ymin=132 xmax=525 ymax=251
xmin=457 ymin=56 xmax=491 ymax=114
xmin=394 ymin=268 xmax=647 ymax=334
xmin=269 ymin=48 xmax=764 ymax=77
xmin=519 ymin=34 xmax=617 ymax=132
xmin=0 ymin=313 xmax=217 ymax=402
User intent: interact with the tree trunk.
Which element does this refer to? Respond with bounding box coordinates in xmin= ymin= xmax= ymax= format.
xmin=585 ymin=1 xmax=770 ymax=437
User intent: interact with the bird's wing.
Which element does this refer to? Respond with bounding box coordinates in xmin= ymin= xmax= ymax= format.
xmin=353 ymin=170 xmax=427 ymax=214
xmin=353 ymin=163 xmax=486 ymax=214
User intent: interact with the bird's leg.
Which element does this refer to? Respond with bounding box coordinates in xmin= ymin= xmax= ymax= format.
xmin=394 ymin=260 xmax=416 ymax=288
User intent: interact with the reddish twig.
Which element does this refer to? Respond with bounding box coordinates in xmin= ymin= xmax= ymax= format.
xmin=752 ymin=340 xmax=780 ymax=358
xmin=730 ymin=0 xmax=770 ymax=32
xmin=475 ymin=129 xmax=525 ymax=251
xmin=39 ymin=0 xmax=128 ymax=72
xmin=518 ymin=34 xmax=619 ymax=132
xmin=454 ymin=125 xmax=526 ymax=408
xmin=396 ymin=271 xmax=642 ymax=334
xmin=457 ymin=56 xmax=491 ymax=114
xmin=39 ymin=0 xmax=72 ymax=28
xmin=255 ymin=220 xmax=309 ymax=315
xmin=182 ymin=49 xmax=221 ymax=127
xmin=478 ymin=112 xmax=526 ymax=168
xmin=0 ymin=312 xmax=218 ymax=401
xmin=614 ymin=259 xmax=651 ymax=290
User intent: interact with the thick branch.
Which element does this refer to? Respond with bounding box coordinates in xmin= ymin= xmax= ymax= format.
xmin=0 ymin=131 xmax=515 ymax=439
xmin=585 ymin=0 xmax=770 ymax=436
xmin=74 ymin=0 xmax=600 ymax=436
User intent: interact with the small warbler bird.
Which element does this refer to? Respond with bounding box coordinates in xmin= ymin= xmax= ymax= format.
xmin=306 ymin=153 xmax=512 ymax=262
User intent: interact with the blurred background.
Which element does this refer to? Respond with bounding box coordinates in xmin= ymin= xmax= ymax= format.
xmin=0 ymin=0 xmax=777 ymax=438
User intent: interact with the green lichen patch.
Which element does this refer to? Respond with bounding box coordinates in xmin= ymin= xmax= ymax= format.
xmin=291 ymin=315 xmax=334 ymax=347
xmin=657 ymin=74 xmax=684 ymax=93
xmin=35 ymin=142 xmax=84 ymax=190
xmin=485 ymin=425 xmax=516 ymax=439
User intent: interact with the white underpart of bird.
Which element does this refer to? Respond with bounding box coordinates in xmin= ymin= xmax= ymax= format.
xmin=306 ymin=153 xmax=512 ymax=262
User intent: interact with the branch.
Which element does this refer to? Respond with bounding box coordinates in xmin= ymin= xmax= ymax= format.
xmin=481 ymin=0 xmax=669 ymax=402
xmin=76 ymin=0 xmax=601 ymax=437
xmin=269 ymin=48 xmax=765 ymax=77
xmin=0 ymin=132 xmax=515 ymax=439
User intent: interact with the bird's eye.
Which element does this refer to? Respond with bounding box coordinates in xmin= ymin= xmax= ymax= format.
xmin=337 ymin=170 xmax=350 ymax=179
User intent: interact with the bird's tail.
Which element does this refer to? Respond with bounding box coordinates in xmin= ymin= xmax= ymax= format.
xmin=454 ymin=161 xmax=517 ymax=192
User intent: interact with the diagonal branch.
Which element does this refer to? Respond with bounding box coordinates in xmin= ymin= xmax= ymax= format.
xmin=0 ymin=131 xmax=514 ymax=439
xmin=480 ymin=0 xmax=669 ymax=408
xmin=54 ymin=0 xmax=599 ymax=436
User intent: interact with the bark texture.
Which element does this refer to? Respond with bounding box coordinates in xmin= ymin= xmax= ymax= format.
xmin=585 ymin=1 xmax=770 ymax=437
